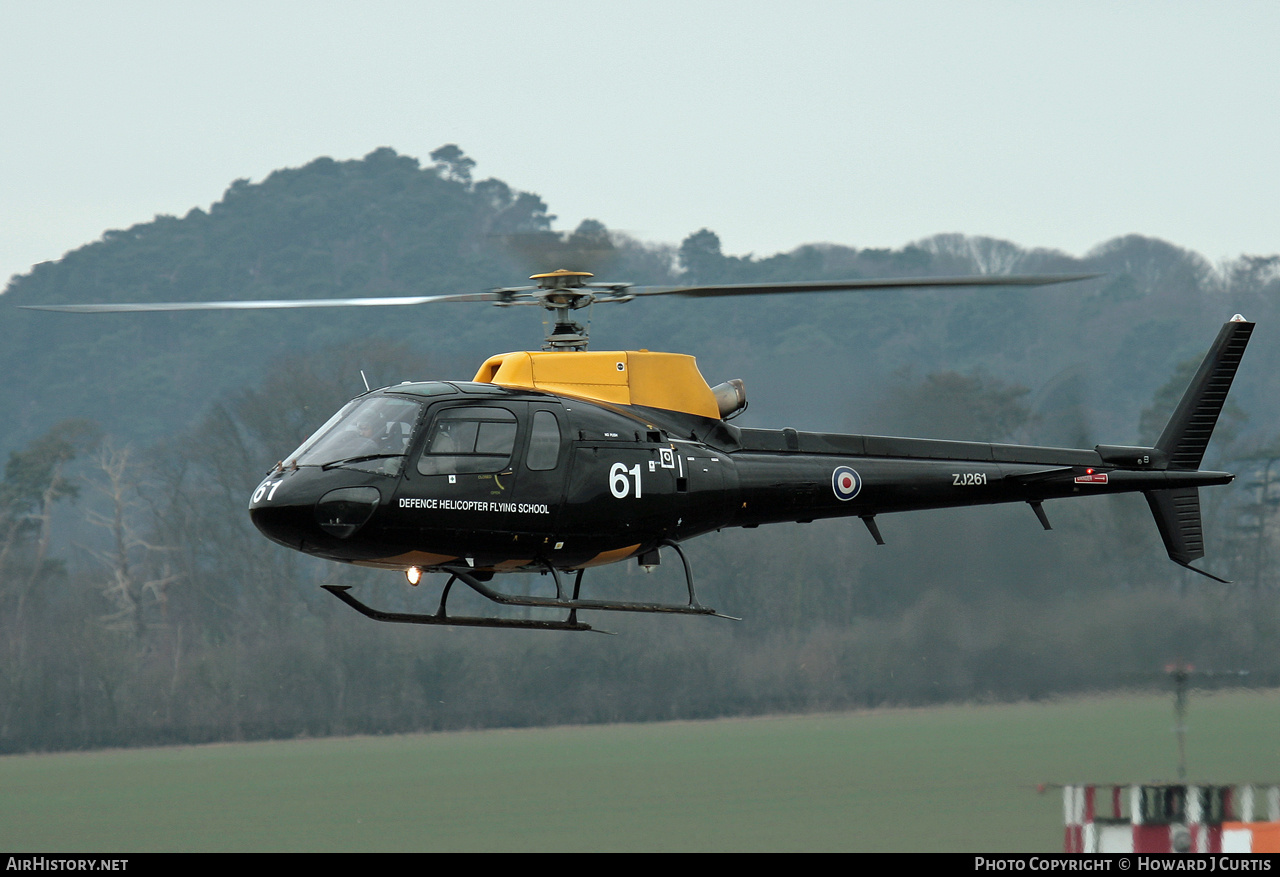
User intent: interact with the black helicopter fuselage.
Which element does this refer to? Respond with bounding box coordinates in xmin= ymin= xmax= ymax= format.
xmin=247 ymin=372 xmax=1232 ymax=577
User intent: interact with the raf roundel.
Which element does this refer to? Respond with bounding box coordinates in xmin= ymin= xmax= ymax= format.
xmin=832 ymin=466 xmax=862 ymax=501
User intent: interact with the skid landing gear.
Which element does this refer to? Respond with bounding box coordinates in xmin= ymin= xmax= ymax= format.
xmin=323 ymin=540 xmax=737 ymax=633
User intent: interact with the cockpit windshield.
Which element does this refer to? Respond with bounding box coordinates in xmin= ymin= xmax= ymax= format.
xmin=287 ymin=396 xmax=422 ymax=473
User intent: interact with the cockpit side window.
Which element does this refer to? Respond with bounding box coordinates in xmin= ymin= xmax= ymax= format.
xmin=418 ymin=407 xmax=518 ymax=475
xmin=525 ymin=410 xmax=562 ymax=471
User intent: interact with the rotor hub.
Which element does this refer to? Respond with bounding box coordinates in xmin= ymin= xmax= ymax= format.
xmin=530 ymin=269 xmax=593 ymax=290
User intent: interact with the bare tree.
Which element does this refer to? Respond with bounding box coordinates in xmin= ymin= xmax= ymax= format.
xmin=914 ymin=233 xmax=1029 ymax=275
xmin=83 ymin=441 xmax=180 ymax=641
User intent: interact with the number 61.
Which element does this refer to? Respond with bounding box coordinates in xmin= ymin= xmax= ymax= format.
xmin=609 ymin=462 xmax=642 ymax=499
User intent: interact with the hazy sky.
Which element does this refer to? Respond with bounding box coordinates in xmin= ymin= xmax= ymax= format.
xmin=3 ymin=1 xmax=1277 ymax=290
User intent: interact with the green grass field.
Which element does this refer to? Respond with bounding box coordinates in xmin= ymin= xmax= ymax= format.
xmin=2 ymin=689 xmax=1277 ymax=852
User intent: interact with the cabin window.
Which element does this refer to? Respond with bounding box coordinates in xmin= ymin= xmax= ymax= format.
xmin=418 ymin=407 xmax=517 ymax=475
xmin=525 ymin=410 xmax=562 ymax=471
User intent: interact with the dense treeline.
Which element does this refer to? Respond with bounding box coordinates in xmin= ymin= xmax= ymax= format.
xmin=3 ymin=146 xmax=1280 ymax=753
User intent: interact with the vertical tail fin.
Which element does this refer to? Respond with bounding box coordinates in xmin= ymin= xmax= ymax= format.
xmin=1145 ymin=316 xmax=1253 ymax=582
xmin=1155 ymin=316 xmax=1253 ymax=470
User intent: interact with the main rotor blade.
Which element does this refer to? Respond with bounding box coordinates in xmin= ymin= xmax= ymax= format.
xmin=20 ymin=273 xmax=1100 ymax=313
xmin=20 ymin=291 xmax=507 ymax=313
xmin=626 ymin=273 xmax=1100 ymax=298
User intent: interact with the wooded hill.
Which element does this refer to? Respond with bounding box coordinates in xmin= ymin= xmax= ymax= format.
xmin=2 ymin=146 xmax=1279 ymax=753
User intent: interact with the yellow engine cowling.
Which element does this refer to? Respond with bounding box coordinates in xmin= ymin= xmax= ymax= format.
xmin=473 ymin=350 xmax=723 ymax=420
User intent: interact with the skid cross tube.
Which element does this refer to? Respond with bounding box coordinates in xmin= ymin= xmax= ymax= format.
xmin=437 ymin=541 xmax=734 ymax=618
xmin=445 ymin=562 xmax=728 ymax=617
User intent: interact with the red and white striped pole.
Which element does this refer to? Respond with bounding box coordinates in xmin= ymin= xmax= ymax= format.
xmin=1064 ymin=785 xmax=1083 ymax=853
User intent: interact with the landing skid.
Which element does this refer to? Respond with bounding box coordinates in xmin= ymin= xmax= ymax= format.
xmin=323 ymin=539 xmax=737 ymax=632
xmin=322 ymin=584 xmax=599 ymax=632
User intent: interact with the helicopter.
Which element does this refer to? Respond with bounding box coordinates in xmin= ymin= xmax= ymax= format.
xmin=25 ymin=268 xmax=1253 ymax=633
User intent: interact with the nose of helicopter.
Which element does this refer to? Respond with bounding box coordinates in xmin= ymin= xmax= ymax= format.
xmin=249 ymin=503 xmax=308 ymax=550
xmin=249 ymin=474 xmax=383 ymax=550
xmin=248 ymin=474 xmax=311 ymax=549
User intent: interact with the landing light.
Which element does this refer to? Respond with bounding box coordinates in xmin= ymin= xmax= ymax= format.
xmin=406 ymin=566 xmax=423 ymax=586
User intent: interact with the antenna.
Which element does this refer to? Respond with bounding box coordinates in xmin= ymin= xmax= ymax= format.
xmin=360 ymin=370 xmax=370 ymax=392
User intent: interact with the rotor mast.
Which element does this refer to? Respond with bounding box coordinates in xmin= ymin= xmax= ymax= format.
xmin=531 ymin=269 xmax=597 ymax=351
